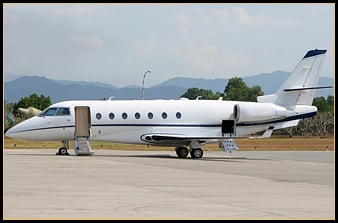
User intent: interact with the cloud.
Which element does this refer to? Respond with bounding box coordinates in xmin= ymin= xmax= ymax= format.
xmin=214 ymin=9 xmax=228 ymax=18
xmin=171 ymin=7 xmax=259 ymax=38
xmin=175 ymin=15 xmax=192 ymax=35
xmin=232 ymin=7 xmax=255 ymax=25
xmin=69 ymin=36 xmax=105 ymax=49
xmin=173 ymin=12 xmax=214 ymax=33
xmin=4 ymin=4 xmax=334 ymax=86
xmin=52 ymin=4 xmax=105 ymax=17
xmin=52 ymin=7 xmax=66 ymax=15
xmin=131 ymin=33 xmax=157 ymax=55
xmin=71 ymin=5 xmax=95 ymax=14
xmin=198 ymin=16 xmax=212 ymax=26
xmin=182 ymin=45 xmax=250 ymax=75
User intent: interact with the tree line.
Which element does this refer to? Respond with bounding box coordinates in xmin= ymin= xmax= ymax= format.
xmin=4 ymin=78 xmax=334 ymax=136
xmin=181 ymin=77 xmax=264 ymax=102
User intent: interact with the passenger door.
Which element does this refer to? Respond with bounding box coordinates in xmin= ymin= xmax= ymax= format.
xmin=74 ymin=106 xmax=91 ymax=138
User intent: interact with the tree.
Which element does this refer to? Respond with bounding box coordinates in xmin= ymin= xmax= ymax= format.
xmin=180 ymin=88 xmax=221 ymax=100
xmin=13 ymin=93 xmax=52 ymax=117
xmin=223 ymin=77 xmax=263 ymax=102
xmin=312 ymin=95 xmax=334 ymax=113
xmin=292 ymin=112 xmax=334 ymax=136
xmin=4 ymin=101 xmax=15 ymax=132
xmin=312 ymin=96 xmax=329 ymax=112
xmin=248 ymin=85 xmax=264 ymax=102
xmin=327 ymin=95 xmax=334 ymax=112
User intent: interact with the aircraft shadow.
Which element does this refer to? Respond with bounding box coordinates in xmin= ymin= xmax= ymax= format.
xmin=5 ymin=152 xmax=270 ymax=162
xmin=94 ymin=154 xmax=270 ymax=162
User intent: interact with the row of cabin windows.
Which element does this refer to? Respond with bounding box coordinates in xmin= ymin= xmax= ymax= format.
xmin=96 ymin=112 xmax=182 ymax=120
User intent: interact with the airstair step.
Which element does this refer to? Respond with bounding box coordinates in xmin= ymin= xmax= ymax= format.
xmin=74 ymin=137 xmax=93 ymax=155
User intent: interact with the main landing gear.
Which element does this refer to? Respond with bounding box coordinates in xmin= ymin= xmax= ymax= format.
xmin=175 ymin=146 xmax=204 ymax=159
xmin=56 ymin=140 xmax=70 ymax=155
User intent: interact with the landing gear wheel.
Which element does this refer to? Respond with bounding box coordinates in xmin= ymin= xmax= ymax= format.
xmin=175 ymin=146 xmax=189 ymax=158
xmin=190 ymin=148 xmax=203 ymax=159
xmin=57 ymin=147 xmax=69 ymax=155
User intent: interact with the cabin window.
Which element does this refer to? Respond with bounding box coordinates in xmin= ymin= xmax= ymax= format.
xmin=109 ymin=113 xmax=115 ymax=120
xmin=96 ymin=113 xmax=102 ymax=120
xmin=56 ymin=107 xmax=70 ymax=116
xmin=147 ymin=112 xmax=153 ymax=119
xmin=135 ymin=112 xmax=141 ymax=119
xmin=122 ymin=112 xmax=128 ymax=119
xmin=176 ymin=112 xmax=182 ymax=119
xmin=162 ymin=112 xmax=168 ymax=119
xmin=39 ymin=107 xmax=57 ymax=116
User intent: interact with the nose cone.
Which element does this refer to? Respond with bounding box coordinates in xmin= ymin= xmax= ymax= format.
xmin=5 ymin=126 xmax=15 ymax=138
xmin=5 ymin=117 xmax=40 ymax=140
xmin=5 ymin=121 xmax=29 ymax=140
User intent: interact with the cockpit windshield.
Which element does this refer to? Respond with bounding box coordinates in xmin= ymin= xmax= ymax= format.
xmin=39 ymin=107 xmax=70 ymax=116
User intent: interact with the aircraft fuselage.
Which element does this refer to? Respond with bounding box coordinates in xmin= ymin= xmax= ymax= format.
xmin=5 ymin=99 xmax=316 ymax=145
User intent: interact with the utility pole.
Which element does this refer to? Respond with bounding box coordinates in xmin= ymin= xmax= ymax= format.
xmin=141 ymin=70 xmax=151 ymax=100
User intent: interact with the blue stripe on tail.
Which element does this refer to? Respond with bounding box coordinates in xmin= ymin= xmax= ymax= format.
xmin=303 ymin=49 xmax=327 ymax=58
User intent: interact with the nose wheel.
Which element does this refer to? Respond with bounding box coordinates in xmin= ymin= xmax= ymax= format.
xmin=57 ymin=147 xmax=69 ymax=155
xmin=56 ymin=140 xmax=70 ymax=155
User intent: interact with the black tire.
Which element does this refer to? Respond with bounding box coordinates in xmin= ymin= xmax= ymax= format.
xmin=58 ymin=147 xmax=69 ymax=155
xmin=190 ymin=148 xmax=203 ymax=159
xmin=175 ymin=147 xmax=189 ymax=158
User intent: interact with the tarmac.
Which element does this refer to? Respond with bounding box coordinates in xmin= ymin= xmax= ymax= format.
xmin=3 ymin=149 xmax=335 ymax=220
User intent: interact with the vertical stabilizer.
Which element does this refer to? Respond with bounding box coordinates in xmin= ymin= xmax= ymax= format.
xmin=257 ymin=49 xmax=328 ymax=106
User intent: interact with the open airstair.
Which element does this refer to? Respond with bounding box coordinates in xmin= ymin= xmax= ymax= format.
xmin=74 ymin=106 xmax=93 ymax=155
xmin=74 ymin=137 xmax=94 ymax=155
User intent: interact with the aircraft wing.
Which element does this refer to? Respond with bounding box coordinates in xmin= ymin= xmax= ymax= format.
xmin=140 ymin=133 xmax=243 ymax=146
xmin=141 ymin=125 xmax=276 ymax=145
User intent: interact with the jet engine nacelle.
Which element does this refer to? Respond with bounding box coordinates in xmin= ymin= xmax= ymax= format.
xmin=233 ymin=103 xmax=287 ymax=122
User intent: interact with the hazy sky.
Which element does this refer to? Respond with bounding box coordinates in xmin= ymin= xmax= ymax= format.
xmin=4 ymin=3 xmax=334 ymax=87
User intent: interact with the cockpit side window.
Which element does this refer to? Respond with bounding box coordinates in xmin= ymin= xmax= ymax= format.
xmin=56 ymin=107 xmax=70 ymax=116
xmin=40 ymin=107 xmax=58 ymax=116
xmin=39 ymin=107 xmax=70 ymax=116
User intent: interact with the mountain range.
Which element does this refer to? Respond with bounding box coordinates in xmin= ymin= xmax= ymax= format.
xmin=4 ymin=71 xmax=334 ymax=103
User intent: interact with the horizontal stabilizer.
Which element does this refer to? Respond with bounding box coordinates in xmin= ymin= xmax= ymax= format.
xmin=283 ymin=86 xmax=333 ymax=92
xmin=249 ymin=126 xmax=274 ymax=139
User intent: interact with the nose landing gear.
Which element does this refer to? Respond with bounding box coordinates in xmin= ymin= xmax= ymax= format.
xmin=56 ymin=140 xmax=70 ymax=155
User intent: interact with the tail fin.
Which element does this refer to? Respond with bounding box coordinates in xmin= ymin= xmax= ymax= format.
xmin=257 ymin=49 xmax=331 ymax=106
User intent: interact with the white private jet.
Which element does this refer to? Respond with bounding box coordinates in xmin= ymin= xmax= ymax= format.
xmin=5 ymin=49 xmax=332 ymax=158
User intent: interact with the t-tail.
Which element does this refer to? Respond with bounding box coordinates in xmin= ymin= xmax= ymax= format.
xmin=257 ymin=49 xmax=331 ymax=106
